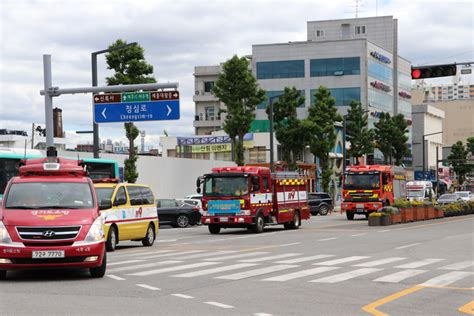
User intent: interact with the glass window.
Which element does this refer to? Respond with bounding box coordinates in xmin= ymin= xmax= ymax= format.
xmin=344 ymin=174 xmax=380 ymax=190
xmin=262 ymin=176 xmax=270 ymax=190
xmin=256 ymin=60 xmax=305 ymax=79
xmin=368 ymin=89 xmax=393 ymax=111
xmin=127 ymin=186 xmax=143 ymax=206
xmin=158 ymin=199 xmax=175 ymax=208
xmin=355 ymin=26 xmax=366 ymax=34
xmin=257 ymin=90 xmax=305 ymax=109
xmin=310 ymin=57 xmax=360 ymax=77
xmin=204 ymin=81 xmax=214 ymax=93
xmin=96 ymin=187 xmax=114 ymax=202
xmin=204 ymin=176 xmax=249 ymax=197
xmin=368 ymin=60 xmax=392 ymax=83
xmin=311 ymin=87 xmax=360 ymax=106
xmin=316 ymin=30 xmax=324 ymax=37
xmin=139 ymin=187 xmax=154 ymax=205
xmin=0 ymin=158 xmax=20 ymax=196
xmin=114 ymin=186 xmax=127 ymax=204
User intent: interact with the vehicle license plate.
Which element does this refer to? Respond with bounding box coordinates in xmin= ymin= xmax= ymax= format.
xmin=356 ymin=204 xmax=364 ymax=209
xmin=32 ymin=250 xmax=65 ymax=259
xmin=220 ymin=217 xmax=229 ymax=222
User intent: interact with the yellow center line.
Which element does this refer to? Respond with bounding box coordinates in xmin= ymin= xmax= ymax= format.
xmin=362 ymin=285 xmax=424 ymax=316
xmin=459 ymin=301 xmax=474 ymax=315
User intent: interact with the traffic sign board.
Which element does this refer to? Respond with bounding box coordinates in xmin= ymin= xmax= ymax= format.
xmin=122 ymin=92 xmax=150 ymax=102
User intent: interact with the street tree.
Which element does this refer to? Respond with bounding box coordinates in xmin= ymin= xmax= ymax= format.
xmin=391 ymin=114 xmax=410 ymax=165
xmin=105 ymin=39 xmax=156 ymax=183
xmin=448 ymin=141 xmax=471 ymax=184
xmin=467 ymin=136 xmax=474 ymax=155
xmin=345 ymin=100 xmax=374 ymax=164
xmin=373 ymin=112 xmax=394 ymax=164
xmin=212 ymin=55 xmax=266 ymax=166
xmin=266 ymin=87 xmax=307 ymax=169
xmin=305 ymin=86 xmax=342 ymax=192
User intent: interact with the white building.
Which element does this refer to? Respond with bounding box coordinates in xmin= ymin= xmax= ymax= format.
xmin=0 ymin=129 xmax=66 ymax=150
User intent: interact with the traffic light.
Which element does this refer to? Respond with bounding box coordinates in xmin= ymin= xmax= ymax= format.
xmin=411 ymin=64 xmax=457 ymax=79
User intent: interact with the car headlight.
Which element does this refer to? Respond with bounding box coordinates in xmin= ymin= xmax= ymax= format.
xmin=0 ymin=221 xmax=13 ymax=245
xmin=84 ymin=216 xmax=105 ymax=242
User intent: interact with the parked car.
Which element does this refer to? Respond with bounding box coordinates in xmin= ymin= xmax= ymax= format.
xmin=437 ymin=193 xmax=462 ymax=205
xmin=454 ymin=191 xmax=472 ymax=201
xmin=308 ymin=192 xmax=333 ymax=216
xmin=177 ymin=198 xmax=203 ymax=215
xmin=156 ymin=199 xmax=202 ymax=228
xmin=185 ymin=194 xmax=202 ymax=200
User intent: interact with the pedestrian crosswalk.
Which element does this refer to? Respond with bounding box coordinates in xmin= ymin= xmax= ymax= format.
xmin=107 ymin=249 xmax=474 ymax=287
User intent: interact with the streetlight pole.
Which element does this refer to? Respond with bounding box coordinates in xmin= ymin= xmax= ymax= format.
xmin=269 ymin=97 xmax=274 ymax=171
xmin=92 ymin=42 xmax=137 ymax=158
xmin=422 ymin=131 xmax=443 ymax=178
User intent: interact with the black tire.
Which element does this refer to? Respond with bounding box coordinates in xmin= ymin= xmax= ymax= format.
xmin=176 ymin=214 xmax=189 ymax=228
xmin=106 ymin=226 xmax=118 ymax=252
xmin=208 ymin=225 xmax=221 ymax=234
xmin=90 ymin=252 xmax=107 ymax=278
xmin=141 ymin=224 xmax=155 ymax=247
xmin=286 ymin=211 xmax=300 ymax=230
xmin=365 ymin=213 xmax=369 ymax=220
xmin=346 ymin=211 xmax=355 ymax=220
xmin=0 ymin=270 xmax=6 ymax=280
xmin=318 ymin=205 xmax=330 ymax=216
xmin=250 ymin=214 xmax=265 ymax=233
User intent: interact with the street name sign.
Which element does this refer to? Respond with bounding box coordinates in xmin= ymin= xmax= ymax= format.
xmin=94 ymin=91 xmax=180 ymax=123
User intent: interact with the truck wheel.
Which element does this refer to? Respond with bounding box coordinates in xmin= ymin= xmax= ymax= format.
xmin=208 ymin=225 xmax=221 ymax=234
xmin=346 ymin=211 xmax=355 ymax=220
xmin=142 ymin=224 xmax=155 ymax=247
xmin=286 ymin=211 xmax=300 ymax=229
xmin=90 ymin=252 xmax=107 ymax=278
xmin=0 ymin=270 xmax=6 ymax=280
xmin=251 ymin=214 xmax=265 ymax=233
xmin=106 ymin=226 xmax=118 ymax=252
xmin=319 ymin=205 xmax=329 ymax=216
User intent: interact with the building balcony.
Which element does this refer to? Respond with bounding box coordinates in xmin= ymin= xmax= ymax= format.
xmin=193 ymin=92 xmax=218 ymax=102
xmin=193 ymin=116 xmax=222 ymax=128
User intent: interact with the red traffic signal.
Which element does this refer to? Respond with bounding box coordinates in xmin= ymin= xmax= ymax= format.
xmin=411 ymin=64 xmax=457 ymax=79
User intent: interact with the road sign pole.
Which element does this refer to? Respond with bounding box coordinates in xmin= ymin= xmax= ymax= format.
xmin=43 ymin=55 xmax=54 ymax=148
xmin=92 ymin=53 xmax=99 ymax=158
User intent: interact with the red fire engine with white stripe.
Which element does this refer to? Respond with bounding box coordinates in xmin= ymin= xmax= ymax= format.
xmin=198 ymin=166 xmax=310 ymax=234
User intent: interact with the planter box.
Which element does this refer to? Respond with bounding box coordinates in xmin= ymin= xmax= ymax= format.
xmin=368 ymin=216 xmax=381 ymax=226
xmin=390 ymin=214 xmax=401 ymax=224
xmin=413 ymin=206 xmax=425 ymax=221
xmin=434 ymin=208 xmax=444 ymax=218
xmin=424 ymin=206 xmax=435 ymax=220
xmin=400 ymin=207 xmax=414 ymax=222
xmin=380 ymin=215 xmax=391 ymax=226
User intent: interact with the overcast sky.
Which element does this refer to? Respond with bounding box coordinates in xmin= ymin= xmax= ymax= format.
xmin=1 ymin=0 xmax=473 ymax=149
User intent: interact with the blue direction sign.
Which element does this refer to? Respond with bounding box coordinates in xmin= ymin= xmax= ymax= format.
xmin=93 ymin=91 xmax=180 ymax=123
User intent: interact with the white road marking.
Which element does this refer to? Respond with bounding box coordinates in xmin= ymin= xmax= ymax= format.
xmin=107 ymin=260 xmax=182 ymax=273
xmin=106 ymin=274 xmax=125 ymax=281
xmin=378 ymin=230 xmax=391 ymax=233
xmin=420 ymin=271 xmax=474 ymax=287
xmin=128 ymin=262 xmax=220 ymax=276
xmin=136 ymin=284 xmax=160 ymax=291
xmin=395 ymin=243 xmax=422 ymax=249
xmin=353 ymin=257 xmax=407 ymax=267
xmin=254 ymin=314 xmax=273 ymax=316
xmin=310 ymin=268 xmax=382 ymax=283
xmin=108 ymin=259 xmax=145 ymax=266
xmin=438 ymin=261 xmax=474 ymax=271
xmin=262 ymin=266 xmax=340 ymax=282
xmin=373 ymin=270 xmax=427 ymax=283
xmin=204 ymin=302 xmax=234 ymax=309
xmin=140 ymin=250 xmax=205 ymax=260
xmin=314 ymin=256 xmax=370 ymax=266
xmin=216 ymin=265 xmax=298 ymax=280
xmin=276 ymin=254 xmax=335 ymax=264
xmin=170 ymin=250 xmax=237 ymax=260
xmin=172 ymin=263 xmax=259 ymax=278
xmin=351 ymin=233 xmax=367 ymax=237
xmin=396 ymin=259 xmax=445 ymax=269
xmin=111 ymin=249 xmax=174 ymax=258
xmin=318 ymin=237 xmax=337 ymax=241
xmin=157 ymin=239 xmax=177 ymax=243
xmin=203 ymin=252 xmax=270 ymax=261
xmin=280 ymin=242 xmax=301 ymax=246
xmin=172 ymin=294 xmax=194 ymax=299
xmin=239 ymin=253 xmax=301 ymax=263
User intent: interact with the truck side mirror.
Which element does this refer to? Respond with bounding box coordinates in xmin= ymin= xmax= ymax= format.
xmin=196 ymin=187 xmax=201 ymax=194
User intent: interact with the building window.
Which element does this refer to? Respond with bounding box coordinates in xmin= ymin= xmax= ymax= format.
xmin=257 ymin=90 xmax=305 ymax=109
xmin=311 ymin=87 xmax=360 ymax=106
xmin=368 ymin=89 xmax=393 ymax=112
xmin=310 ymin=57 xmax=360 ymax=77
xmin=204 ymin=81 xmax=214 ymax=93
xmin=316 ymin=30 xmax=324 ymax=37
xmin=256 ymin=60 xmax=305 ymax=79
xmin=205 ymin=106 xmax=215 ymax=120
xmin=368 ymin=60 xmax=393 ymax=83
xmin=355 ymin=25 xmax=366 ymax=34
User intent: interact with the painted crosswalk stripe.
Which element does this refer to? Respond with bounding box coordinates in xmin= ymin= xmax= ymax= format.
xmin=262 ymin=266 xmax=340 ymax=282
xmin=128 ymin=262 xmax=220 ymax=276
xmin=108 ymin=259 xmax=145 ymax=266
xmin=204 ymin=302 xmax=234 ymax=309
xmin=215 ymin=265 xmax=298 ymax=280
xmin=395 ymin=259 xmax=445 ymax=269
xmin=373 ymin=269 xmax=427 ymax=283
xmin=203 ymin=252 xmax=270 ymax=261
xmin=353 ymin=257 xmax=407 ymax=267
xmin=438 ymin=261 xmax=474 ymax=271
xmin=107 ymin=260 xmax=182 ymax=273
xmin=313 ymin=256 xmax=370 ymax=266
xmin=239 ymin=253 xmax=301 ymax=263
xmin=395 ymin=243 xmax=421 ymax=249
xmin=106 ymin=274 xmax=125 ymax=281
xmin=170 ymin=250 xmax=237 ymax=260
xmin=140 ymin=250 xmax=205 ymax=260
xmin=136 ymin=284 xmax=160 ymax=291
xmin=310 ymin=268 xmax=382 ymax=283
xmin=111 ymin=249 xmax=174 ymax=258
xmin=172 ymin=263 xmax=259 ymax=278
xmin=172 ymin=294 xmax=194 ymax=299
xmin=420 ymin=271 xmax=474 ymax=287
xmin=276 ymin=254 xmax=335 ymax=264
xmin=318 ymin=237 xmax=337 ymax=241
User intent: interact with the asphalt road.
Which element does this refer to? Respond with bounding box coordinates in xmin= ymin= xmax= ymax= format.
xmin=1 ymin=213 xmax=473 ymax=315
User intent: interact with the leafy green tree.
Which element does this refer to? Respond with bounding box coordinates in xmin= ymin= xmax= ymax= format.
xmin=448 ymin=141 xmax=471 ymax=184
xmin=345 ymin=100 xmax=374 ymax=164
xmin=266 ymin=87 xmax=308 ymax=169
xmin=305 ymin=86 xmax=342 ymax=192
xmin=373 ymin=112 xmax=394 ymax=164
xmin=105 ymin=39 xmax=156 ymax=183
xmin=212 ymin=55 xmax=266 ymax=166
xmin=391 ymin=114 xmax=410 ymax=165
xmin=467 ymin=136 xmax=474 ymax=155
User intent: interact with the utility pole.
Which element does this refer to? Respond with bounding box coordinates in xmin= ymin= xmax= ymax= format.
xmin=31 ymin=123 xmax=35 ymax=149
xmin=42 ymin=55 xmax=54 ymax=148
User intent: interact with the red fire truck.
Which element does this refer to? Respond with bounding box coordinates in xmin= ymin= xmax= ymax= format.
xmin=0 ymin=149 xmax=107 ymax=279
xmin=198 ymin=166 xmax=310 ymax=234
xmin=341 ymin=165 xmax=407 ymax=220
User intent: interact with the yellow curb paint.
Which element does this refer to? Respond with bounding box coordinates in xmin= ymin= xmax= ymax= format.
xmin=459 ymin=301 xmax=474 ymax=315
xmin=362 ymin=285 xmax=424 ymax=316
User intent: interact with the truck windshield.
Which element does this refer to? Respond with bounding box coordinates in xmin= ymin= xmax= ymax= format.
xmin=407 ymin=190 xmax=424 ymax=197
xmin=5 ymin=182 xmax=94 ymax=209
xmin=344 ymin=174 xmax=380 ymax=190
xmin=204 ymin=176 xmax=248 ymax=197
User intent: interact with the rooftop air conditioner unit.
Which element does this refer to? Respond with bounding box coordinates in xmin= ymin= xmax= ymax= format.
xmin=195 ymin=90 xmax=200 ymax=95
